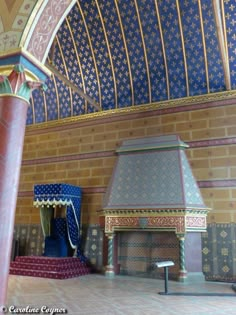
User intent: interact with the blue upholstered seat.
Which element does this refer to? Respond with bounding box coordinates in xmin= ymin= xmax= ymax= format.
xmin=44 ymin=218 xmax=68 ymax=257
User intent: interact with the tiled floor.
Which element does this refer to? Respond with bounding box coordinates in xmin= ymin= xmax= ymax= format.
xmin=5 ymin=274 xmax=236 ymax=315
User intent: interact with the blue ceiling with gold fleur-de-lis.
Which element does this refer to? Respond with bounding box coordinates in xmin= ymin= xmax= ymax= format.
xmin=27 ymin=0 xmax=236 ymax=125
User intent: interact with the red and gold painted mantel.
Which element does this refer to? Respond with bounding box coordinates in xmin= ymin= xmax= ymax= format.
xmin=99 ymin=209 xmax=208 ymax=235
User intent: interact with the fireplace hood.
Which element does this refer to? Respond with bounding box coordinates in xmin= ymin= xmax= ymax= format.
xmin=100 ymin=135 xmax=210 ymax=279
xmin=102 ymin=134 xmax=208 ymax=212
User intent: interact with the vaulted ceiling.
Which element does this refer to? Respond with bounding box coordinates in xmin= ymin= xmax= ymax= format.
xmin=1 ymin=1 xmax=236 ymax=126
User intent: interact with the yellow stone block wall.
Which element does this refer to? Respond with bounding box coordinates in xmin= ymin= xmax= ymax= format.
xmin=16 ymin=98 xmax=236 ymax=226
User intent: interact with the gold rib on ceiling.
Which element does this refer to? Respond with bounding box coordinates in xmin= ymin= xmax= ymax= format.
xmin=43 ymin=89 xmax=47 ymax=122
xmin=31 ymin=95 xmax=35 ymax=124
xmin=115 ymin=0 xmax=134 ymax=106
xmin=47 ymin=62 xmax=101 ymax=110
xmin=53 ymin=37 xmax=61 ymax=119
xmin=50 ymin=59 xmax=60 ymax=119
xmin=77 ymin=0 xmax=101 ymax=108
xmin=220 ymin=0 xmax=231 ymax=90
xmin=176 ymin=0 xmax=189 ymax=96
xmin=134 ymin=0 xmax=151 ymax=103
xmin=221 ymin=0 xmax=228 ymax=54
xmin=66 ymin=17 xmax=87 ymax=114
xmin=95 ymin=0 xmax=118 ymax=108
xmin=198 ymin=0 xmax=210 ymax=93
xmin=56 ymin=34 xmax=73 ymax=117
xmin=154 ymin=0 xmax=170 ymax=100
xmin=212 ymin=0 xmax=231 ymax=90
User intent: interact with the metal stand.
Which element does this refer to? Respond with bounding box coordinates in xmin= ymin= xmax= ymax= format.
xmin=155 ymin=261 xmax=174 ymax=295
xmin=163 ymin=266 xmax=169 ymax=294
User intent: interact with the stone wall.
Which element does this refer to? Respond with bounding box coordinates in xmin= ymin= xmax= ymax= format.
xmin=16 ymin=97 xmax=236 ymax=281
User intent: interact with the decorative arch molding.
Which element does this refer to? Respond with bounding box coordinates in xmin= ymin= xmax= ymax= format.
xmin=21 ymin=0 xmax=77 ymax=64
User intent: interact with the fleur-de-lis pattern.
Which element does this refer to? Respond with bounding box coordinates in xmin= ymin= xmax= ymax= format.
xmin=27 ymin=0 xmax=236 ymax=124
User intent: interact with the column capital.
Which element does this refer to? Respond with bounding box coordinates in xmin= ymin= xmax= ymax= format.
xmin=106 ymin=233 xmax=115 ymax=239
xmin=0 ymin=64 xmax=47 ymax=102
xmin=177 ymin=233 xmax=186 ymax=241
xmin=0 ymin=48 xmax=51 ymax=81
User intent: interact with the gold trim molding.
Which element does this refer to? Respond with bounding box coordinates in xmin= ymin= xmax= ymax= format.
xmin=26 ymin=89 xmax=236 ymax=130
xmin=0 ymin=47 xmax=51 ymax=78
xmin=99 ymin=208 xmax=210 ymax=216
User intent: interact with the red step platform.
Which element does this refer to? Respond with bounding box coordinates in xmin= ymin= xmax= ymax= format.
xmin=10 ymin=256 xmax=91 ymax=279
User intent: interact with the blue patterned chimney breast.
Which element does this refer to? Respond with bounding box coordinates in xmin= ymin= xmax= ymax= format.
xmin=103 ymin=135 xmax=207 ymax=210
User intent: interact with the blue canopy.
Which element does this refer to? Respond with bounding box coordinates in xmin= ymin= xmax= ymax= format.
xmin=33 ymin=183 xmax=83 ymax=259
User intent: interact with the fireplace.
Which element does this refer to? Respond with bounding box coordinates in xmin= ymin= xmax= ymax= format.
xmin=99 ymin=135 xmax=210 ymax=281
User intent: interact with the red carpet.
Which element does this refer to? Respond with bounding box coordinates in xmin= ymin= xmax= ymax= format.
xmin=10 ymin=256 xmax=91 ymax=279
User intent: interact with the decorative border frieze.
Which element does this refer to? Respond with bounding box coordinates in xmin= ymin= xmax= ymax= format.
xmin=101 ymin=211 xmax=208 ymax=235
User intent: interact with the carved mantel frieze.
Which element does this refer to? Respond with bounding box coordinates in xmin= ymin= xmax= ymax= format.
xmin=99 ymin=208 xmax=209 ymax=235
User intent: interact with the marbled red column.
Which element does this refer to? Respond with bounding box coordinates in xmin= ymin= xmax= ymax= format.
xmin=0 ymin=96 xmax=28 ymax=309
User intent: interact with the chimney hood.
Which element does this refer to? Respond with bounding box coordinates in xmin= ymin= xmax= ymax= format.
xmin=103 ymin=134 xmax=208 ymax=211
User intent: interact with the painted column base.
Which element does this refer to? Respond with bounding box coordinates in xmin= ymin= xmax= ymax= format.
xmin=178 ymin=269 xmax=188 ymax=282
xmin=105 ymin=265 xmax=115 ymax=278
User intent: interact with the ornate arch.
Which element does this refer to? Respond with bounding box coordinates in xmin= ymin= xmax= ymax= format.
xmin=21 ymin=0 xmax=76 ymax=64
